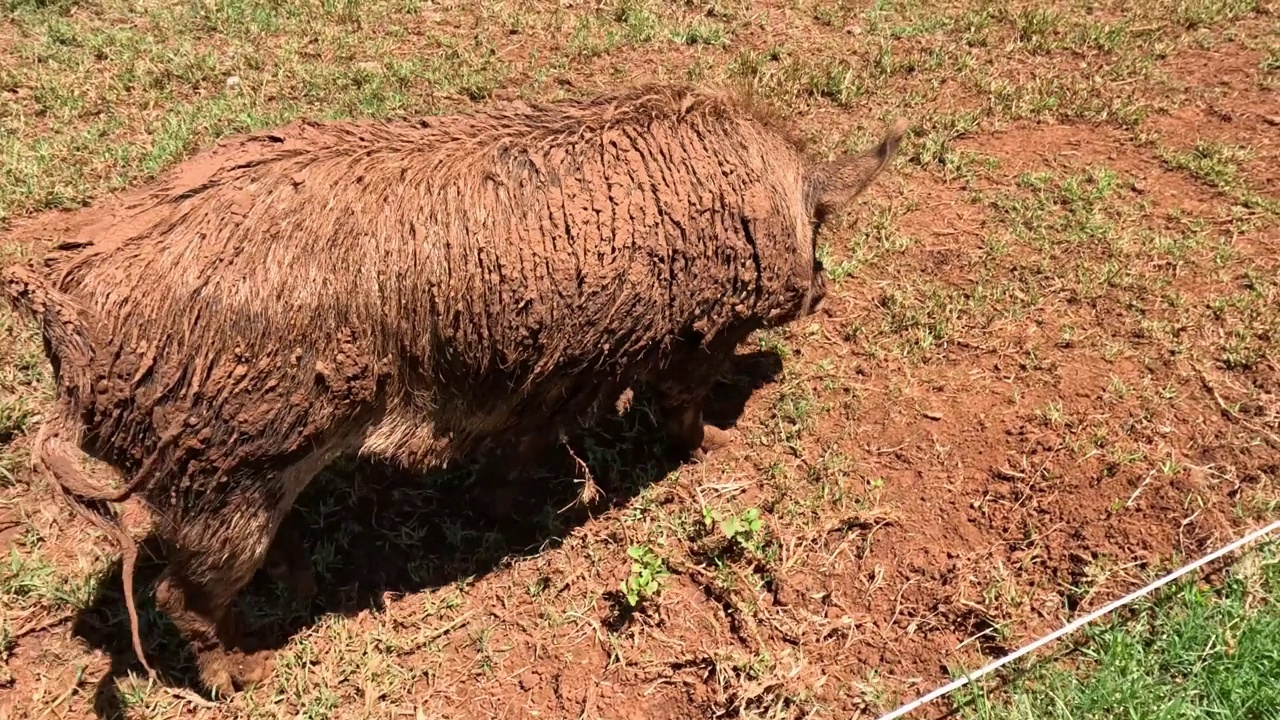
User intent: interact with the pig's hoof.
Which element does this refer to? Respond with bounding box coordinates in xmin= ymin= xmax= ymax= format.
xmin=231 ymin=649 xmax=274 ymax=688
xmin=197 ymin=651 xmax=238 ymax=698
xmin=700 ymin=425 xmax=732 ymax=454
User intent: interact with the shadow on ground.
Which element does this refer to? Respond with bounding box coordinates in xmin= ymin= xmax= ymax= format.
xmin=68 ymin=350 xmax=784 ymax=717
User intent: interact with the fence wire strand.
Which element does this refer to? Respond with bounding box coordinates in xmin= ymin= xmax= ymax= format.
xmin=874 ymin=520 xmax=1280 ymax=720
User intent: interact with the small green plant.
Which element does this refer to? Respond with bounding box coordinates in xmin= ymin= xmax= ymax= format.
xmin=719 ymin=507 xmax=763 ymax=546
xmin=620 ymin=545 xmax=669 ymax=608
xmin=1260 ymin=47 xmax=1280 ymax=73
xmin=1037 ymin=400 xmax=1066 ymax=428
xmin=1013 ymin=7 xmax=1061 ymax=53
xmin=800 ymin=58 xmax=867 ymax=106
xmin=613 ymin=0 xmax=659 ymax=43
xmin=701 ymin=506 xmax=768 ymax=557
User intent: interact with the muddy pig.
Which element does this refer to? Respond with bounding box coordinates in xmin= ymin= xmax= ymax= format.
xmin=2 ymin=83 xmax=906 ymax=696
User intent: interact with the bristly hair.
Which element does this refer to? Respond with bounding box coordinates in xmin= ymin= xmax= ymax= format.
xmin=469 ymin=81 xmax=816 ymax=158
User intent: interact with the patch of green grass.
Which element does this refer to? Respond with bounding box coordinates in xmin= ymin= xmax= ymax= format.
xmin=1208 ymin=269 xmax=1277 ymax=371
xmin=770 ymin=377 xmax=818 ymax=450
xmin=1160 ymin=142 xmax=1254 ymax=191
xmin=821 ymin=203 xmax=912 ymax=285
xmin=1173 ymin=0 xmax=1261 ymax=29
xmin=876 ymin=285 xmax=963 ymax=357
xmin=1070 ymin=21 xmax=1132 ymax=53
xmin=613 ymin=0 xmax=661 ymax=43
xmin=1011 ymin=7 xmax=1063 ymax=54
xmin=988 ymin=167 xmax=1141 ymax=291
xmin=910 ymin=110 xmax=981 ymax=168
xmin=670 ymin=20 xmax=728 ymax=47
xmin=568 ymin=13 xmax=625 ymax=58
xmin=955 ymin=543 xmax=1280 ymax=719
xmin=0 ymin=396 xmax=36 ymax=442
xmin=1260 ymin=47 xmax=1280 ymax=75
xmin=799 ymin=56 xmax=872 ymax=106
xmin=0 ymin=1 xmax=513 ymax=221
xmin=0 ymin=542 xmax=103 ymax=615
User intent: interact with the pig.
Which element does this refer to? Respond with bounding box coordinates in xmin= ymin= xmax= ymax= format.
xmin=2 ymin=83 xmax=905 ymax=695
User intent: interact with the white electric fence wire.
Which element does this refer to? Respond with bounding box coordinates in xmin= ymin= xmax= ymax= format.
xmin=874 ymin=519 xmax=1280 ymax=720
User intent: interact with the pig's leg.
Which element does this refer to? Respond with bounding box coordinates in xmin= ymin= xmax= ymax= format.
xmin=472 ymin=433 xmax=554 ymax=520
xmin=657 ymin=391 xmax=731 ymax=459
xmin=262 ymin=513 xmax=316 ymax=599
xmin=153 ymin=503 xmax=277 ymax=697
xmin=155 ymin=461 xmax=324 ymax=695
xmin=654 ymin=359 xmax=732 ymax=459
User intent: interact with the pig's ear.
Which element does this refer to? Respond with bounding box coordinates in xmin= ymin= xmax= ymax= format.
xmin=810 ymin=118 xmax=908 ymax=221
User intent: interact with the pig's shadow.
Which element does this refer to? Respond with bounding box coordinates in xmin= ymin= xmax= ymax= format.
xmin=70 ymin=350 xmax=784 ymax=717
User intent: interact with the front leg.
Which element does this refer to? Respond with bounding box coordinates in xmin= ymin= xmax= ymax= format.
xmin=661 ymin=399 xmax=732 ymax=460
xmin=262 ymin=516 xmax=317 ymax=599
xmin=652 ymin=340 xmax=742 ymax=459
xmin=469 ymin=433 xmax=555 ymax=520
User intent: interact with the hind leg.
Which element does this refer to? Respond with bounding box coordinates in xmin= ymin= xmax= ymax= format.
xmin=657 ymin=389 xmax=731 ymax=460
xmin=154 ymin=501 xmax=282 ymax=696
xmin=154 ymin=453 xmax=331 ymax=696
xmin=666 ymin=402 xmax=729 ymax=454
